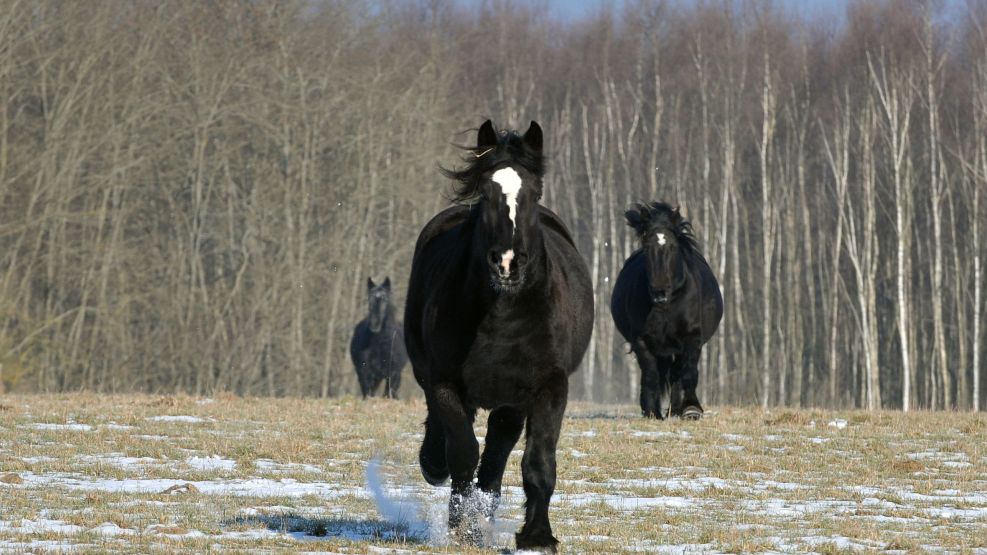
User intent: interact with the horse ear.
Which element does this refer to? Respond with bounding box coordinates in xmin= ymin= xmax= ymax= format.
xmin=382 ymin=277 xmax=391 ymax=289
xmin=625 ymin=208 xmax=642 ymax=231
xmin=367 ymin=277 xmax=375 ymax=289
xmin=477 ymin=120 xmax=498 ymax=150
xmin=523 ymin=121 xmax=543 ymax=152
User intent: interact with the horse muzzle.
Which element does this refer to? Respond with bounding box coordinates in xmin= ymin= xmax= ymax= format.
xmin=488 ymin=249 xmax=527 ymax=292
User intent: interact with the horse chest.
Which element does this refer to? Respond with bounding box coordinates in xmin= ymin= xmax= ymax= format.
xmin=641 ymin=310 xmax=689 ymax=355
xmin=459 ymin=322 xmax=552 ymax=408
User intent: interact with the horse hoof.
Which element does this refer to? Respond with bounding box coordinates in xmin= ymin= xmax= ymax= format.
xmin=516 ymin=531 xmax=559 ymax=554
xmin=681 ymin=407 xmax=703 ymax=421
xmin=448 ymin=488 xmax=497 ymax=547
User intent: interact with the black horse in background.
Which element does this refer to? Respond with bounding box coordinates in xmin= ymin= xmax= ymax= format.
xmin=404 ymin=120 xmax=593 ymax=552
xmin=611 ymin=202 xmax=723 ymax=420
xmin=350 ymin=277 xmax=407 ymax=399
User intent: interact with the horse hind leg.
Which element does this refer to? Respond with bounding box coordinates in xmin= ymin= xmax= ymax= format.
xmin=419 ymin=413 xmax=448 ymax=486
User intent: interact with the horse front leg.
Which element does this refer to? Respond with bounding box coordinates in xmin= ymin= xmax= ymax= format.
xmin=356 ymin=357 xmax=373 ymax=399
xmin=516 ymin=373 xmax=567 ymax=554
xmin=476 ymin=406 xmax=525 ymax=522
xmin=655 ymin=355 xmax=674 ymax=420
xmin=431 ymin=383 xmax=480 ymax=539
xmin=632 ymin=341 xmax=660 ymax=418
xmin=678 ymin=342 xmax=704 ymax=420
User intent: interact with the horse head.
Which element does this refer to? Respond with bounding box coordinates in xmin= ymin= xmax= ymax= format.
xmin=367 ymin=277 xmax=392 ymax=332
xmin=443 ymin=119 xmax=545 ymax=294
xmin=625 ymin=202 xmax=695 ymax=306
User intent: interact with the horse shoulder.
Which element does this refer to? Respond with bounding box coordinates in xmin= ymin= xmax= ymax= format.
xmin=412 ymin=205 xmax=471 ymax=258
xmin=538 ymin=206 xmax=578 ymax=249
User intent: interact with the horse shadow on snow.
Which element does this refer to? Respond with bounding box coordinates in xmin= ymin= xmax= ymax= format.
xmin=222 ymin=512 xmax=429 ymax=544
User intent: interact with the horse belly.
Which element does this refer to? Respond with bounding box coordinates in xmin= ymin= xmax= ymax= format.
xmin=460 ymin=345 xmax=544 ymax=409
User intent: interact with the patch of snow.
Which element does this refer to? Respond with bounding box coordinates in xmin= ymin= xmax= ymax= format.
xmin=0 ymin=518 xmax=84 ymax=534
xmin=17 ymin=471 xmax=364 ymax=499
xmin=721 ymin=433 xmax=748 ymax=441
xmin=78 ymin=454 xmax=161 ymax=468
xmin=21 ymin=456 xmax=56 ymax=464
xmin=607 ymin=477 xmax=732 ymax=491
xmin=254 ymin=459 xmax=322 ymax=474
xmin=942 ymin=461 xmax=972 ymax=468
xmin=25 ymin=422 xmax=93 ymax=432
xmin=827 ymin=419 xmax=848 ymax=429
xmin=90 ymin=522 xmax=136 ymax=536
xmin=146 ymin=415 xmax=207 ymax=423
xmin=563 ymin=493 xmax=694 ymax=510
xmin=186 ymin=455 xmax=236 ymax=472
xmin=631 ymin=430 xmax=691 ymax=439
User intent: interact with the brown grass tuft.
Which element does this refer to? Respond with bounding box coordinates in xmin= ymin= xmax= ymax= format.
xmin=0 ymin=473 xmax=23 ymax=484
xmin=891 ymin=460 xmax=924 ymax=473
xmin=764 ymin=411 xmax=810 ymax=425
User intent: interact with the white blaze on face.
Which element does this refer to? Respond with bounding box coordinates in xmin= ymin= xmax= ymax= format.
xmin=657 ymin=232 xmax=667 ymax=246
xmin=500 ymin=249 xmax=515 ymax=276
xmin=491 ymin=167 xmax=522 ymax=233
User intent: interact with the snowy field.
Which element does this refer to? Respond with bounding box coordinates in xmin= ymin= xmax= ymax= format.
xmin=0 ymin=394 xmax=985 ymax=554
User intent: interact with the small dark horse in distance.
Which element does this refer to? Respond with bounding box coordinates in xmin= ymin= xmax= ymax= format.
xmin=350 ymin=277 xmax=407 ymax=399
xmin=611 ymin=202 xmax=723 ymax=420
xmin=404 ymin=120 xmax=593 ymax=552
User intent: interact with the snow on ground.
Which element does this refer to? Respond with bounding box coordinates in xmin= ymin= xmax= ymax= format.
xmin=1 ymin=397 xmax=985 ymax=553
xmin=24 ymin=422 xmax=93 ymax=432
xmin=145 ymin=415 xmax=209 ymax=423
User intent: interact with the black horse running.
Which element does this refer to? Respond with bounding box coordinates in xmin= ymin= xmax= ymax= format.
xmin=350 ymin=277 xmax=407 ymax=399
xmin=611 ymin=202 xmax=723 ymax=420
xmin=404 ymin=120 xmax=593 ymax=552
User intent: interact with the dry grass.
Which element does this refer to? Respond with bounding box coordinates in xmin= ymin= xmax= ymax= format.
xmin=0 ymin=393 xmax=985 ymax=554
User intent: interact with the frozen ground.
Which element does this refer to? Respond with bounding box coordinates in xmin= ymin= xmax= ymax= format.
xmin=0 ymin=394 xmax=985 ymax=553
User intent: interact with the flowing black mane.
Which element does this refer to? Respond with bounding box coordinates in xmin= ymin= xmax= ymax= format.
xmin=624 ymin=201 xmax=702 ymax=259
xmin=440 ymin=125 xmax=545 ymax=204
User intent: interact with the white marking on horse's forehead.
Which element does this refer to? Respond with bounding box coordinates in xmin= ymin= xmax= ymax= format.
xmin=657 ymin=232 xmax=667 ymax=246
xmin=492 ymin=167 xmax=522 ymax=231
xmin=500 ymin=249 xmax=514 ymax=276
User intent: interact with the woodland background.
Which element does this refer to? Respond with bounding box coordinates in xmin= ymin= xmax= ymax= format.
xmin=0 ymin=0 xmax=985 ymax=410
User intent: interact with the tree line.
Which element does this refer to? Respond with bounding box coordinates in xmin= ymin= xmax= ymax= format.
xmin=0 ymin=0 xmax=984 ymax=410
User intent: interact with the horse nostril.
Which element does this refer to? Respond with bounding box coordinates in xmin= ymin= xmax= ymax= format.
xmin=488 ymin=250 xmax=500 ymax=268
xmin=516 ymin=252 xmax=528 ymax=268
